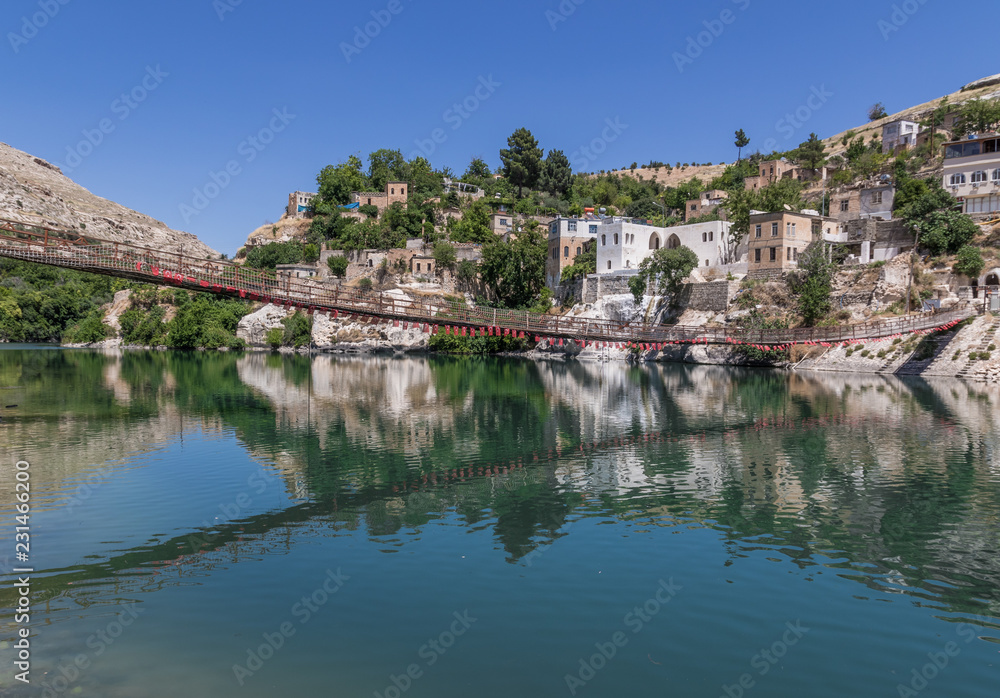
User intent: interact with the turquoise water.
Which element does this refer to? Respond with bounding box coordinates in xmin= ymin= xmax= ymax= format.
xmin=0 ymin=348 xmax=998 ymax=697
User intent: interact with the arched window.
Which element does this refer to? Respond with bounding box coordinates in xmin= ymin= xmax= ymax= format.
xmin=368 ymin=259 xmax=374 ymax=267
xmin=709 ymin=231 xmax=714 ymax=241
xmin=576 ymin=247 xmax=581 ymax=255
xmin=705 ymin=260 xmax=709 ymax=266
xmin=702 ymin=233 xmax=707 ymax=242
xmin=391 ymin=188 xmax=395 ymax=195
xmin=607 ymin=260 xmax=612 ymax=270
xmin=950 ymin=173 xmax=966 ymax=185
xmin=649 ymin=234 xmax=661 ymax=250
xmin=667 ymin=234 xmax=681 ymax=249
xmin=972 ymin=170 xmax=988 ymax=183
xmin=564 ymin=246 xmax=570 ymax=258
xmin=614 ymin=234 xmax=619 ymax=245
xmin=602 ymin=234 xmax=607 ymax=246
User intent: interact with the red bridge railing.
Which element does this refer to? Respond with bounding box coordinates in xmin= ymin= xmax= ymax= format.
xmin=0 ymin=218 xmax=975 ymax=347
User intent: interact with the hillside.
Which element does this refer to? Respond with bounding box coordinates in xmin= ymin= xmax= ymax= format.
xmin=0 ymin=142 xmax=220 ymax=259
xmin=603 ymin=163 xmax=728 ymax=188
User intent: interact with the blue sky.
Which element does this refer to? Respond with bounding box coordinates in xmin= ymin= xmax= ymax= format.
xmin=2 ymin=0 xmax=995 ymax=253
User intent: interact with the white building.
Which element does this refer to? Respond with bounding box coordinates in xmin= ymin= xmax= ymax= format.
xmin=943 ymin=133 xmax=1000 ymax=215
xmin=595 ymin=220 xmax=743 ymax=274
xmin=882 ymin=120 xmax=920 ymax=154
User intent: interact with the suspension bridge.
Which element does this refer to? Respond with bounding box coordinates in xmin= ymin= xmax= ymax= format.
xmin=0 ymin=217 xmax=976 ymax=350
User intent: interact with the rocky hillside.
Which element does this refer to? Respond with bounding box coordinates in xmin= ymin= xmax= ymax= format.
xmin=0 ymin=142 xmax=219 ymax=259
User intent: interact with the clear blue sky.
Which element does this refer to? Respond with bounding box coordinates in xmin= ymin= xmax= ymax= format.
xmin=3 ymin=0 xmax=995 ymax=254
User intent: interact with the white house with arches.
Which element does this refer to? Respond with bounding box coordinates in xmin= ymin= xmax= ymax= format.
xmin=596 ymin=220 xmax=744 ymax=274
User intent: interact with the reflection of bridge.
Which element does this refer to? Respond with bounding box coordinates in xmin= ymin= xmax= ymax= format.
xmin=0 ymin=218 xmax=976 ymax=346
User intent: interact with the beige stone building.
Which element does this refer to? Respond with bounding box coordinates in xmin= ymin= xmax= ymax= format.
xmin=350 ymin=181 xmax=409 ymax=214
xmin=287 ymin=191 xmax=316 ymax=218
xmin=684 ymin=190 xmax=729 ymax=221
xmin=746 ymin=211 xmax=836 ymax=278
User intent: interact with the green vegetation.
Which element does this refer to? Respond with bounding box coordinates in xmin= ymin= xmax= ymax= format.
xmin=953 ymin=98 xmax=1000 ymax=137
xmin=953 ymin=245 xmax=985 ymax=280
xmin=789 ymin=243 xmax=834 ymax=327
xmin=327 ymin=255 xmax=349 ymax=278
xmin=628 ymin=246 xmax=699 ymax=305
xmin=734 ymin=129 xmax=750 ymax=163
xmin=432 ymin=241 xmax=457 ymax=273
xmin=479 ymin=228 xmax=548 ymax=310
xmin=165 ymin=292 xmax=247 ymax=350
xmin=500 ymin=127 xmax=543 ymax=198
xmin=280 ymin=311 xmax=312 ymax=349
xmin=560 ymin=240 xmax=596 ymax=283
xmin=427 ymin=327 xmax=530 ymax=354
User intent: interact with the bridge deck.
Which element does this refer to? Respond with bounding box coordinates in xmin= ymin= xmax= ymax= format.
xmin=0 ymin=218 xmax=976 ymax=347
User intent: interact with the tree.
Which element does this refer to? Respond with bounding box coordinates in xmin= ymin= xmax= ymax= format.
xmin=327 ymin=255 xmax=349 ymax=278
xmin=921 ymin=98 xmax=950 ymax=153
xmin=433 ymin=241 xmax=457 ymax=272
xmin=499 ymin=127 xmax=543 ymax=198
xmin=868 ymin=103 xmax=888 ymax=121
xmin=734 ymin=129 xmax=750 ymax=163
xmin=448 ymin=199 xmax=492 ymax=243
xmin=463 ymin=157 xmax=493 ymax=182
xmin=479 ymin=228 xmax=547 ymax=309
xmin=367 ymin=149 xmax=406 ymax=192
xmin=791 ymin=242 xmax=833 ymax=326
xmin=628 ymin=246 xmax=699 ymax=305
xmin=539 ymin=150 xmax=573 ymax=197
xmin=560 ymin=240 xmax=596 ymax=282
xmin=316 ymin=155 xmax=369 ymax=205
xmin=795 ymin=133 xmax=827 ymax=171
xmin=955 ymin=98 xmax=1000 ymax=137
xmin=953 ymin=245 xmax=985 ymax=280
xmin=911 ymin=209 xmax=979 ymax=255
xmin=456 ymin=259 xmax=478 ymax=288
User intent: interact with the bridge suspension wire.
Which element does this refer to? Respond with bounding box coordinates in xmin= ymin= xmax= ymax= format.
xmin=0 ymin=217 xmax=975 ymax=347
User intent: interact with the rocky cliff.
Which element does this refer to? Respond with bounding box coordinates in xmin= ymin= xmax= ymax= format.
xmin=0 ymin=141 xmax=219 ymax=258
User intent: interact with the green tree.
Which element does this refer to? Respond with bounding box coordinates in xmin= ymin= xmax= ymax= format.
xmin=560 ymin=240 xmax=596 ymax=282
xmin=265 ymin=327 xmax=283 ymax=350
xmin=456 ymin=259 xmax=478 ymax=288
xmin=316 ymin=155 xmax=369 ymax=205
xmin=953 ymin=245 xmax=985 ymax=279
xmin=359 ymin=204 xmax=380 ymax=218
xmin=449 ymin=199 xmax=492 ymax=243
xmin=868 ymin=103 xmax=888 ymax=121
xmin=282 ymin=311 xmax=312 ymax=348
xmin=912 ymin=210 xmax=979 ymax=255
xmin=628 ymin=246 xmax=699 ymax=305
xmin=734 ymin=129 xmax=750 ymax=163
xmin=499 ymin=127 xmax=543 ymax=198
xmin=955 ymin=98 xmax=1000 ymax=137
xmin=367 ymin=149 xmax=406 ymax=192
xmin=327 ymin=255 xmax=349 ymax=278
xmin=791 ymin=243 xmax=833 ymax=326
xmin=463 ymin=157 xmax=492 ymax=183
xmin=795 ymin=133 xmax=827 ymax=171
xmin=479 ymin=228 xmax=547 ymax=309
xmin=433 ymin=241 xmax=457 ymax=272
xmin=244 ymin=241 xmax=304 ymax=270
xmin=539 ymin=149 xmax=573 ymax=197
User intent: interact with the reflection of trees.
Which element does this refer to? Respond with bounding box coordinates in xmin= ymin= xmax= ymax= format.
xmin=3 ymin=347 xmax=1000 ymax=624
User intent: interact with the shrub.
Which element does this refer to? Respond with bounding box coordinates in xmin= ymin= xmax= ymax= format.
xmin=63 ymin=309 xmax=112 ymax=344
xmin=281 ymin=311 xmax=312 ymax=348
xmin=266 ymin=327 xmax=283 ymax=349
xmin=327 ymin=255 xmax=349 ymax=278
xmin=357 ymin=277 xmax=373 ymax=291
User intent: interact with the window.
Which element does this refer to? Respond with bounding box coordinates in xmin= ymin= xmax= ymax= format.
xmin=400 ymin=188 xmax=405 ymax=195
xmin=950 ymin=173 xmax=967 ymax=185
xmin=786 ymin=223 xmax=791 ymax=236
xmin=702 ymin=233 xmax=708 ymax=242
xmin=790 ymin=223 xmax=796 ymax=237
xmin=972 ymin=170 xmax=988 ymax=183
xmin=416 ymin=263 xmax=421 ymax=272
xmin=614 ymin=234 xmax=619 ymax=245
xmin=770 ymin=247 xmax=777 ymax=262
xmin=500 ymin=218 xmax=508 ymax=226
xmin=840 ymin=200 xmax=849 ymax=212
xmin=691 ymin=204 xmax=698 ymax=211
xmin=754 ymin=248 xmax=761 ymax=263
xmin=705 ymin=259 xmax=710 ymax=266
xmin=576 ymin=246 xmax=581 ymax=256
xmin=993 ymin=169 xmax=1000 ymax=182
xmin=391 ymin=188 xmax=395 ymax=195
xmin=367 ymin=198 xmax=372 ymax=205
xmin=787 ymin=248 xmax=792 ymax=261
xmin=793 ymin=248 xmax=798 ymax=261
xmin=568 ymin=222 xmax=577 ymax=232
xmin=755 ymin=224 xmax=762 ymax=238
xmin=871 ymin=191 xmax=883 ymax=204
xmin=771 ymin=223 xmax=778 ymax=237
xmin=601 ymin=235 xmax=606 ymax=246
xmin=607 ymin=261 xmax=612 ymax=270
xmin=564 ymin=246 xmax=569 ymax=258
xmin=709 ymin=231 xmax=714 ymax=242
xmin=590 ymin=225 xmax=598 ymax=235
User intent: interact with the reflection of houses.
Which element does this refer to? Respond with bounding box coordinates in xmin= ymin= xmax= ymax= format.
xmin=286 ymin=191 xmax=316 ymax=219
xmin=942 ymin=133 xmax=1000 ymax=215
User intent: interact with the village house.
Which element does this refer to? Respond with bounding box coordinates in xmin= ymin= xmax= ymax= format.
xmin=942 ymin=133 xmax=1000 ymax=216
xmin=746 ymin=211 xmax=837 ymax=278
xmin=546 ymin=216 xmax=602 ymax=289
xmin=744 ymin=159 xmax=835 ymax=191
xmin=286 ymin=191 xmax=316 ymax=218
xmin=832 ymin=181 xmax=895 ymax=223
xmin=350 ymin=181 xmax=409 ymax=214
xmin=276 ymin=262 xmax=320 ymax=279
xmin=595 ymin=219 xmax=743 ymax=274
xmin=684 ymin=190 xmax=729 ymax=221
xmin=882 ymin=120 xmax=920 ymax=154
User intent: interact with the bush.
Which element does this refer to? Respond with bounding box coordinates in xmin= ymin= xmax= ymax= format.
xmin=327 ymin=255 xmax=349 ymax=278
xmin=282 ymin=311 xmax=312 ymax=348
xmin=266 ymin=327 xmax=283 ymax=349
xmin=357 ymin=277 xmax=373 ymax=291
xmin=953 ymin=245 xmax=985 ymax=280
xmin=63 ymin=309 xmax=112 ymax=344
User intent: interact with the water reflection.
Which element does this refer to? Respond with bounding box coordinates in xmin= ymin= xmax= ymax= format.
xmin=1 ymin=349 xmax=999 ymax=636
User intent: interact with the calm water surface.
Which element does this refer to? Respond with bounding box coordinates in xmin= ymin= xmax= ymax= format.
xmin=0 ymin=347 xmax=998 ymax=697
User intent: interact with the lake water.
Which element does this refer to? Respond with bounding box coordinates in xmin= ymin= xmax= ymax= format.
xmin=0 ymin=347 xmax=998 ymax=697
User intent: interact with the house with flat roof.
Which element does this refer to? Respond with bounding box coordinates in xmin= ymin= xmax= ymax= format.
xmin=287 ymin=191 xmax=316 ymax=218
xmin=350 ymin=181 xmax=409 ymax=214
xmin=882 ymin=120 xmax=920 ymax=154
xmin=546 ymin=216 xmax=602 ymax=289
xmin=746 ymin=211 xmax=837 ymax=278
xmin=942 ymin=133 xmax=1000 ymax=215
xmin=684 ymin=190 xmax=729 ymax=221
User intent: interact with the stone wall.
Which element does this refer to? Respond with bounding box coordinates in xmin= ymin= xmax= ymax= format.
xmin=677 ymin=281 xmax=741 ymax=312
xmin=582 ymin=273 xmax=636 ymax=303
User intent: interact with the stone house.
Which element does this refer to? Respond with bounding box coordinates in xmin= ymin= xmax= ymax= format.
xmin=350 ymin=181 xmax=409 ymax=214
xmin=546 ymin=216 xmax=602 ymax=289
xmin=684 ymin=190 xmax=729 ymax=221
xmin=746 ymin=211 xmax=837 ymax=278
xmin=286 ymin=191 xmax=316 ymax=218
